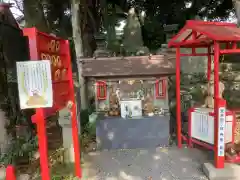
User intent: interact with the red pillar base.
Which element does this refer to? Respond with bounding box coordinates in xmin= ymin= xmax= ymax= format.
xmin=6 ymin=165 xmax=16 ymax=180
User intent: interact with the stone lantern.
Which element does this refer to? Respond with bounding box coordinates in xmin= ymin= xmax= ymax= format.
xmin=157 ymin=24 xmax=178 ymax=54
xmin=93 ymin=34 xmax=111 ymax=57
xmin=163 ymin=24 xmax=179 ymax=43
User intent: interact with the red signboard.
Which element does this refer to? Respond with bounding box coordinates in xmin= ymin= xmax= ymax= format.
xmin=23 ymin=28 xmax=72 ymax=117
xmin=23 ymin=28 xmax=81 ymax=179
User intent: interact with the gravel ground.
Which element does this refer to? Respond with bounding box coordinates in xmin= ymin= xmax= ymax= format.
xmin=81 ymin=146 xmax=209 ymax=180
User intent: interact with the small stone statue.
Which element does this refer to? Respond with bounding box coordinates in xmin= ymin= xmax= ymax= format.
xmin=143 ymin=92 xmax=154 ymax=116
xmin=109 ymin=88 xmax=120 ymax=116
xmin=203 ymin=73 xmax=225 ymax=108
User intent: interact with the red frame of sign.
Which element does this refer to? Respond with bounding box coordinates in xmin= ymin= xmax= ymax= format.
xmin=23 ymin=28 xmax=81 ymax=180
xmin=155 ymin=79 xmax=166 ymax=99
xmin=96 ymin=81 xmax=107 ymax=100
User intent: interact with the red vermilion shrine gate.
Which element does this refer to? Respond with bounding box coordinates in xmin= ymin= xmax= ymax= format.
xmin=168 ymin=20 xmax=240 ymax=169
xmin=22 ymin=28 xmax=81 ymax=180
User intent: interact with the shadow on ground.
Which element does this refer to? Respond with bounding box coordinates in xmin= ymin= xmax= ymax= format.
xmin=81 ymin=147 xmax=209 ymax=180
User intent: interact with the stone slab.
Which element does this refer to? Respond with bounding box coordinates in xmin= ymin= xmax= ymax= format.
xmin=96 ymin=116 xmax=170 ymax=150
xmin=203 ymin=162 xmax=240 ymax=180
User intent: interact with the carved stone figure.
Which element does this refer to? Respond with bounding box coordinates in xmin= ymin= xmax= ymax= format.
xmin=123 ymin=7 xmax=149 ymax=55
xmin=203 ymin=73 xmax=225 ymax=108
xmin=143 ymin=92 xmax=154 ymax=115
xmin=109 ymin=87 xmax=120 ymax=116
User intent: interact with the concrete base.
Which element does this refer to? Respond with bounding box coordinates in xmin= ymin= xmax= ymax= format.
xmin=96 ymin=116 xmax=170 ymax=150
xmin=203 ymin=162 xmax=240 ymax=180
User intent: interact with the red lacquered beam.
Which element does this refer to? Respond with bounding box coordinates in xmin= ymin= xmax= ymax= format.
xmin=220 ymin=49 xmax=240 ymax=54
xmin=191 ymin=138 xmax=214 ymax=150
xmin=180 ymin=53 xmax=213 ymax=56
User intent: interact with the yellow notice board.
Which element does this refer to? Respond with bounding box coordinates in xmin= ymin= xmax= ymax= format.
xmin=16 ymin=60 xmax=53 ymax=109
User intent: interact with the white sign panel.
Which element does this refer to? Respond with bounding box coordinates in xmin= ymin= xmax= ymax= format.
xmin=16 ymin=60 xmax=53 ymax=109
xmin=218 ymin=107 xmax=226 ymax=157
xmin=191 ymin=112 xmax=214 ymax=144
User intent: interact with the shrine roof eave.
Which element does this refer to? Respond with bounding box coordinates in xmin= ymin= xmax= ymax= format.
xmin=169 ymin=41 xmax=213 ymax=48
xmin=82 ymin=71 xmax=175 ymax=78
xmin=168 ymin=20 xmax=240 ymax=48
xmin=79 ymin=55 xmax=176 ymax=77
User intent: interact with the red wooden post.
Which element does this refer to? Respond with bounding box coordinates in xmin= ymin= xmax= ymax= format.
xmin=23 ymin=27 xmax=82 ymax=179
xmin=214 ymin=98 xmax=226 ymax=168
xmin=35 ymin=109 xmax=50 ymax=180
xmin=213 ymin=42 xmax=225 ymax=168
xmin=176 ymin=47 xmax=182 ymax=148
xmin=65 ymin=40 xmax=82 ymax=178
xmin=192 ymin=31 xmax=197 ymax=55
xmin=207 ymin=46 xmax=212 ymax=81
xmin=6 ymin=165 xmax=16 ymax=180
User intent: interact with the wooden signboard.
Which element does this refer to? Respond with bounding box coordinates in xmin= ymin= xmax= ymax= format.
xmin=23 ymin=28 xmax=81 ymax=180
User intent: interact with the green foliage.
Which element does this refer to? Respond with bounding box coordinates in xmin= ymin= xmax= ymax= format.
xmin=51 ymin=175 xmax=79 ymax=180
xmin=80 ymin=109 xmax=90 ymax=131
xmin=29 ymin=0 xmax=235 ymax=54
xmin=83 ymin=120 xmax=96 ymax=138
xmin=80 ymin=98 xmax=95 ymax=133
xmin=0 ymin=136 xmax=38 ymax=166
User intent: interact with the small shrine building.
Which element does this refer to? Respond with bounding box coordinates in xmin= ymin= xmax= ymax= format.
xmin=79 ymin=54 xmax=175 ymax=149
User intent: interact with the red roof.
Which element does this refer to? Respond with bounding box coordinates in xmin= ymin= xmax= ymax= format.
xmin=168 ymin=20 xmax=240 ymax=48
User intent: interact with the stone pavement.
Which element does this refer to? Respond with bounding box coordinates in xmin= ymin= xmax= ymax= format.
xmin=81 ymin=146 xmax=209 ymax=180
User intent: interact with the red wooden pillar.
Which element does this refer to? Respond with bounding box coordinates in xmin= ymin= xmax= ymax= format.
xmin=65 ymin=40 xmax=82 ymax=177
xmin=176 ymin=47 xmax=182 ymax=148
xmin=6 ymin=165 xmax=16 ymax=180
xmin=35 ymin=109 xmax=50 ymax=180
xmin=213 ymin=42 xmax=225 ymax=168
xmin=207 ymin=46 xmax=212 ymax=81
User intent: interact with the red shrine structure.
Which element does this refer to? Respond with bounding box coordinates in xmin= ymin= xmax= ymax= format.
xmin=168 ymin=20 xmax=240 ymax=168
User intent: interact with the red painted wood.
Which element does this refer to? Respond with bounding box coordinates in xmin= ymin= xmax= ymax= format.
xmin=23 ymin=28 xmax=82 ymax=179
xmin=214 ymin=98 xmax=226 ymax=169
xmin=155 ymin=79 xmax=166 ymax=99
xmin=168 ymin=20 xmax=240 ymax=169
xmin=176 ymin=47 xmax=182 ymax=148
xmin=168 ymin=20 xmax=240 ymax=48
xmin=96 ymin=81 xmax=107 ymax=100
xmin=207 ymin=47 xmax=212 ymax=81
xmin=6 ymin=166 xmax=16 ymax=180
xmin=65 ymin=40 xmax=82 ymax=177
xmin=23 ymin=28 xmax=71 ymax=117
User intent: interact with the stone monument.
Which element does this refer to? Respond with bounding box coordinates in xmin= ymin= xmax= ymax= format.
xmin=122 ymin=7 xmax=149 ymax=56
xmin=156 ymin=24 xmax=178 ymax=54
xmin=58 ymin=101 xmax=75 ymax=163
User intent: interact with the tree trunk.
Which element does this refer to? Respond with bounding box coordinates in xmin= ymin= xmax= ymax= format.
xmin=233 ymin=0 xmax=240 ymax=26
xmin=71 ymin=0 xmax=88 ymax=110
xmin=23 ymin=0 xmax=49 ymax=32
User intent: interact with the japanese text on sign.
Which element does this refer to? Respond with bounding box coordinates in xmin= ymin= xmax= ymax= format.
xmin=198 ymin=114 xmax=209 ymax=138
xmin=40 ymin=39 xmax=67 ymax=81
xmin=16 ymin=60 xmax=53 ymax=109
xmin=218 ymin=107 xmax=226 ymax=157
